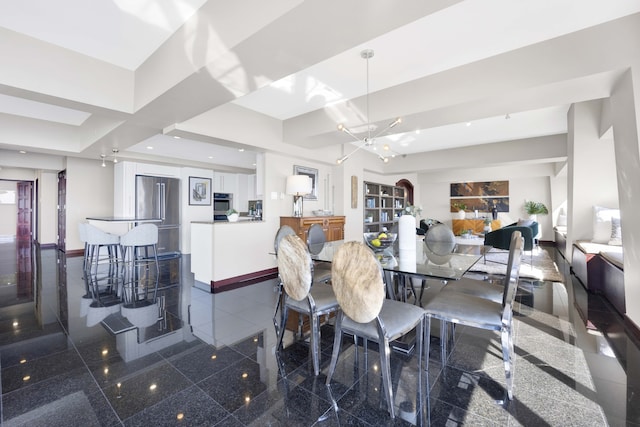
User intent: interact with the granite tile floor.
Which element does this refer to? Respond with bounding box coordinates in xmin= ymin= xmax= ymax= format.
xmin=1 ymin=242 xmax=639 ymax=426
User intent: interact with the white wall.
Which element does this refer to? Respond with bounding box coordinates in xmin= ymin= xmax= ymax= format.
xmin=37 ymin=171 xmax=59 ymax=245
xmin=417 ymin=163 xmax=556 ymax=239
xmin=65 ymin=157 xmax=114 ymax=251
xmin=567 ymin=101 xmax=619 ymax=251
xmin=610 ymin=69 xmax=640 ymax=330
xmin=0 ymin=180 xmax=17 ymax=236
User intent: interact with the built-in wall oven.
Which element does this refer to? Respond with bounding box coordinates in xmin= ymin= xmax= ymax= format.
xmin=213 ymin=193 xmax=233 ymax=220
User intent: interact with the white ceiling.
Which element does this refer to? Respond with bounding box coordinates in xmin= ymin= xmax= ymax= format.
xmin=0 ymin=0 xmax=638 ymax=171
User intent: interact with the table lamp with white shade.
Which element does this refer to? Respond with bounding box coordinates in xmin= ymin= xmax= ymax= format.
xmin=286 ymin=175 xmax=312 ymax=217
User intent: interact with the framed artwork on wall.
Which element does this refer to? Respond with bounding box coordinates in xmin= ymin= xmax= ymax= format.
xmin=294 ymin=165 xmax=318 ymax=200
xmin=450 ymin=180 xmax=509 ymax=212
xmin=189 ymin=176 xmax=212 ymax=206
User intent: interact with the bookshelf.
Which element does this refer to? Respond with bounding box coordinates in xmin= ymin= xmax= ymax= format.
xmin=363 ymin=181 xmax=406 ymax=232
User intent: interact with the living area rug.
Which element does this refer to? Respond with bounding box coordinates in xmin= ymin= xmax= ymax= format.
xmin=468 ymin=248 xmax=564 ymax=282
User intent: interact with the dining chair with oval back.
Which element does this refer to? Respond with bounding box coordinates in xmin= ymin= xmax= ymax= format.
xmin=423 ymin=231 xmax=524 ymax=400
xmin=326 ymin=241 xmax=425 ymax=418
xmin=276 ymin=234 xmax=340 ymax=376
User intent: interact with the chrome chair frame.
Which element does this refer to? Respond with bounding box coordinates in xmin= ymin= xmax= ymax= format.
xmin=272 ymin=225 xmax=297 ymax=334
xmin=423 ymin=231 xmax=524 ymax=400
xmin=275 ymin=234 xmax=340 ymax=376
xmin=307 ymin=223 xmax=331 ymax=285
xmin=325 ymin=241 xmax=425 ymax=419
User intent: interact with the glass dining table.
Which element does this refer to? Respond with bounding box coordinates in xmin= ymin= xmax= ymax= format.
xmin=309 ymin=237 xmax=491 ymax=302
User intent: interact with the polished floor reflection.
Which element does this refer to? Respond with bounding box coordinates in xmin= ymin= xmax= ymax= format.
xmin=1 ymin=242 xmax=639 ymax=426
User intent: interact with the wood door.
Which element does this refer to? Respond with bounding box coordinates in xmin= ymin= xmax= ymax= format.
xmin=57 ymin=170 xmax=67 ymax=251
xmin=16 ymin=181 xmax=33 ymax=242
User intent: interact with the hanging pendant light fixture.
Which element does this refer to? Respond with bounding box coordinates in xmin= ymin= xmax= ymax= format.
xmin=336 ymin=49 xmax=401 ymax=164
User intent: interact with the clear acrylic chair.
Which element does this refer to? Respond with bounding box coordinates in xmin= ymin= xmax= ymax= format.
xmin=325 ymin=241 xmax=425 ymax=419
xmin=276 ymin=234 xmax=340 ymax=376
xmin=423 ymin=231 xmax=524 ymax=400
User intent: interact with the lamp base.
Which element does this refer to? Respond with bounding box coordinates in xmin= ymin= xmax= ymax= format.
xmin=292 ymin=195 xmax=304 ymax=217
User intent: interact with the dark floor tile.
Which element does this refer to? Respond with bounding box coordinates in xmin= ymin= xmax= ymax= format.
xmin=0 ymin=331 xmax=71 ymax=369
xmin=228 ymin=377 xmax=295 ymax=425
xmin=156 ymin=337 xmax=206 ymax=360
xmin=170 ymin=343 xmax=245 ymax=383
xmin=102 ymin=362 xmax=193 ymax=420
xmin=1 ymin=367 xmax=112 ymax=425
xmin=230 ymin=331 xmax=265 ymax=360
xmin=235 ymin=380 xmax=332 ymax=427
xmin=198 ymin=357 xmax=270 ymax=414
xmin=427 ymin=365 xmax=509 ymax=424
xmin=123 ymin=385 xmax=230 ymax=426
xmin=1 ymin=348 xmax=84 ymax=393
xmin=89 ymin=350 xmax=167 ymax=390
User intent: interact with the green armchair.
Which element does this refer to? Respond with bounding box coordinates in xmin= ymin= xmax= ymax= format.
xmin=484 ymin=221 xmax=538 ymax=252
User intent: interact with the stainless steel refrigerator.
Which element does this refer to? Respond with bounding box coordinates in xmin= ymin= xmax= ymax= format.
xmin=135 ymin=175 xmax=181 ymax=288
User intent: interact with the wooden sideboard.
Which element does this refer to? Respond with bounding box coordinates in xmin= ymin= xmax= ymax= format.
xmin=452 ymin=219 xmax=501 ymax=235
xmin=280 ymin=216 xmax=345 ymax=243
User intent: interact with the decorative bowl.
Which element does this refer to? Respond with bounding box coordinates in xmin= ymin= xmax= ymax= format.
xmin=363 ymin=232 xmax=397 ymax=252
xmin=312 ymin=210 xmax=333 ymax=216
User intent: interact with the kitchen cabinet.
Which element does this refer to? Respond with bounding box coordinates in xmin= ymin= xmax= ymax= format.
xmin=213 ymin=172 xmax=238 ymax=194
xmin=280 ymin=216 xmax=345 ymax=243
xmin=363 ymin=181 xmax=406 ymax=233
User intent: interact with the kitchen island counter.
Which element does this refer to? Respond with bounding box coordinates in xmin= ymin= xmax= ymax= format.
xmin=190 ymin=221 xmax=276 ymax=293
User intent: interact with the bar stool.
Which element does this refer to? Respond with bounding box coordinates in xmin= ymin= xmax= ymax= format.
xmin=119 ymin=223 xmax=160 ymax=307
xmin=82 ymin=223 xmax=122 ymax=300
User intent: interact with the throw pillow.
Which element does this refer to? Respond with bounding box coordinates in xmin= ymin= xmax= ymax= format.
xmin=609 ymin=217 xmax=622 ymax=246
xmin=592 ymin=205 xmax=619 ymax=244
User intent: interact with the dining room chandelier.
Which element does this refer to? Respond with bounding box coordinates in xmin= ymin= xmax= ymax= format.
xmin=336 ymin=49 xmax=402 ymax=165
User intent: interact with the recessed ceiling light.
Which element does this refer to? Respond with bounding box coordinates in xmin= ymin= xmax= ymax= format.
xmin=208 ymin=156 xmax=213 ymax=159
xmin=146 ymin=146 xmax=153 ymax=150
xmin=19 ymin=150 xmax=26 ymax=154
xmin=465 ymin=122 xmax=471 ymax=127
xmin=173 ymin=136 xmax=181 ymax=139
xmin=238 ymin=148 xmax=245 ymax=152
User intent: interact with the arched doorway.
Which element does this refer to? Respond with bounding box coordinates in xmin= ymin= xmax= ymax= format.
xmin=396 ymin=179 xmax=414 ymax=205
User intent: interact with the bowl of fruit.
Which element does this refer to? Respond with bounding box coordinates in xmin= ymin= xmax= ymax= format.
xmin=363 ymin=232 xmax=397 ymax=252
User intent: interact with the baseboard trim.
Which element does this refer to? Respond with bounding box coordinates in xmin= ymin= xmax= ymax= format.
xmin=210 ymin=268 xmax=279 ymax=293
xmin=65 ymin=248 xmax=84 ymax=257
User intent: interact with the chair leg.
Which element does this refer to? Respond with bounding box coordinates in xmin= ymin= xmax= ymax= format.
xmin=272 ymin=282 xmax=283 ymax=333
xmin=502 ymin=322 xmax=515 ymax=399
xmin=310 ymin=312 xmax=321 ymax=376
xmin=416 ymin=318 xmax=424 ymax=373
xmin=424 ymin=316 xmax=431 ymax=372
xmin=440 ymin=320 xmax=448 ymax=366
xmin=277 ymin=304 xmax=289 ymax=352
xmin=378 ymin=334 xmax=395 ymax=418
xmin=325 ymin=312 xmax=344 ymax=385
